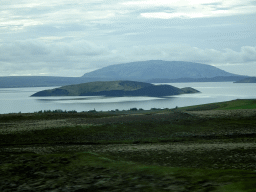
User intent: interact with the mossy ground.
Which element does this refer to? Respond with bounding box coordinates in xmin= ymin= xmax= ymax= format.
xmin=1 ymin=151 xmax=256 ymax=191
xmin=181 ymin=99 xmax=256 ymax=111
xmin=1 ymin=99 xmax=256 ymax=191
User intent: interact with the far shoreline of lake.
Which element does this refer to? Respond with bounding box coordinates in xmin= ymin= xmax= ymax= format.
xmin=0 ymin=82 xmax=255 ymax=114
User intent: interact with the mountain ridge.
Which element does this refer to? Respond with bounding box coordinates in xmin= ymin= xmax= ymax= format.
xmin=82 ymin=60 xmax=241 ymax=80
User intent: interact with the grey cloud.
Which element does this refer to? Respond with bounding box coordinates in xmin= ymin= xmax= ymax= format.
xmin=1 ymin=1 xmax=256 ymax=77
xmin=0 ymin=39 xmax=111 ymax=76
xmin=1 ymin=1 xmax=119 ymax=32
xmin=110 ymin=45 xmax=256 ymax=66
xmin=202 ymin=2 xmax=222 ymax=6
xmin=0 ymin=40 xmax=109 ymax=61
xmin=241 ymin=46 xmax=256 ymax=61
xmin=130 ymin=7 xmax=175 ymax=15
xmin=1 ymin=41 xmax=256 ymax=76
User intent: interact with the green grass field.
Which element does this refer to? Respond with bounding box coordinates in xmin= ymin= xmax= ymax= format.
xmin=179 ymin=99 xmax=256 ymax=111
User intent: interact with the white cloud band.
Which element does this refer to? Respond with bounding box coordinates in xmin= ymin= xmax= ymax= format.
xmin=0 ymin=39 xmax=255 ymax=76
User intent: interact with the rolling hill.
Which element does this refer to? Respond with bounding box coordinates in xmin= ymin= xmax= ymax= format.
xmin=82 ymin=60 xmax=244 ymax=81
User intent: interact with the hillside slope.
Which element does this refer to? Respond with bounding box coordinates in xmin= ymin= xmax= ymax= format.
xmin=31 ymin=80 xmax=199 ymax=97
xmin=82 ymin=60 xmax=240 ymax=80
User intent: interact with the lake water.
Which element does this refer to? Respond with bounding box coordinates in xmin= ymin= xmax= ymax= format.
xmin=0 ymin=82 xmax=255 ymax=114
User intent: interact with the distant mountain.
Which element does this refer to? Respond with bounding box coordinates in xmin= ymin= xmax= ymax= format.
xmin=234 ymin=77 xmax=256 ymax=83
xmin=82 ymin=60 xmax=243 ymax=81
xmin=1 ymin=60 xmax=249 ymax=89
xmin=146 ymin=76 xmax=248 ymax=83
xmin=31 ymin=81 xmax=200 ymax=97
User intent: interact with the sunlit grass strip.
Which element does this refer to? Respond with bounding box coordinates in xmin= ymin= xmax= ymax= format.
xmin=179 ymin=99 xmax=256 ymax=111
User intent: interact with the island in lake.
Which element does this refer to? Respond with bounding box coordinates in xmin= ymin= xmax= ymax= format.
xmin=234 ymin=77 xmax=256 ymax=83
xmin=31 ymin=80 xmax=200 ymax=97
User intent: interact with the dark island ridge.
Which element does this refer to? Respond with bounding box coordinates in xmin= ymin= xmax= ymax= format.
xmin=31 ymin=80 xmax=200 ymax=97
xmin=234 ymin=77 xmax=256 ymax=83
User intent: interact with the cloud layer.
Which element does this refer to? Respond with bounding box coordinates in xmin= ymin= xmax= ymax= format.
xmin=1 ymin=0 xmax=256 ymax=76
xmin=1 ymin=39 xmax=255 ymax=76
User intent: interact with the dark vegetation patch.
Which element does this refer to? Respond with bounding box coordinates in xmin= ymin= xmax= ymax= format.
xmin=0 ymin=152 xmax=256 ymax=192
xmin=1 ymin=113 xmax=255 ymax=146
xmin=1 ymin=99 xmax=256 ymax=191
xmin=0 ymin=110 xmax=117 ymax=122
xmin=100 ymin=148 xmax=256 ymax=171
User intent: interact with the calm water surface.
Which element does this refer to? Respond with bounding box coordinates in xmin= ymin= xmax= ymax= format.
xmin=0 ymin=82 xmax=255 ymax=114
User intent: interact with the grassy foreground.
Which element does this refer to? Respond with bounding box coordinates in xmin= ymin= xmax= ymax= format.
xmin=0 ymin=99 xmax=256 ymax=191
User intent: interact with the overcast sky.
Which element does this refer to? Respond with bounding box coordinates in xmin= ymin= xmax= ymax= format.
xmin=1 ymin=0 xmax=256 ymax=77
